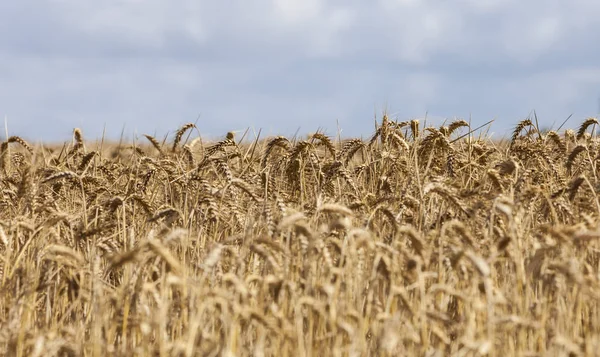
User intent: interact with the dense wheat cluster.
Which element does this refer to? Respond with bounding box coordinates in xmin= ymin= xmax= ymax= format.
xmin=1 ymin=116 xmax=600 ymax=356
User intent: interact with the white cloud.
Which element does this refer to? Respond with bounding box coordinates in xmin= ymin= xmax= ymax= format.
xmin=272 ymin=0 xmax=322 ymax=24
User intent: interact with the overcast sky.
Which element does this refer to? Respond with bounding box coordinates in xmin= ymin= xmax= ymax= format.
xmin=1 ymin=1 xmax=600 ymax=141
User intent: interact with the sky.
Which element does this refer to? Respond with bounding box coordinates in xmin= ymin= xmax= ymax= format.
xmin=1 ymin=0 xmax=600 ymax=142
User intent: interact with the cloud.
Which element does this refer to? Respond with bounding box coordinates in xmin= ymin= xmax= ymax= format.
xmin=1 ymin=1 xmax=599 ymax=141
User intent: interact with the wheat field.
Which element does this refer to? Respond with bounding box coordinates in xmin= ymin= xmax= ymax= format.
xmin=0 ymin=116 xmax=599 ymax=356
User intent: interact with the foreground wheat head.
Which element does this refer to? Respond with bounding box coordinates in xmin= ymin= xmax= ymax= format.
xmin=0 ymin=117 xmax=600 ymax=356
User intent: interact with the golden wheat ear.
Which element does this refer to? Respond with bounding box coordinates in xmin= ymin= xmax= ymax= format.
xmin=172 ymin=123 xmax=196 ymax=152
xmin=511 ymin=118 xmax=533 ymax=145
xmin=143 ymin=134 xmax=163 ymax=155
xmin=7 ymin=136 xmax=33 ymax=153
xmin=576 ymin=117 xmax=598 ymax=140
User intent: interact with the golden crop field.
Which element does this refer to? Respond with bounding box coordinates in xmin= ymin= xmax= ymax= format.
xmin=1 ymin=116 xmax=599 ymax=356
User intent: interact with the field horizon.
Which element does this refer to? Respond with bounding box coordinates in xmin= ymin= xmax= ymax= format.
xmin=3 ymin=112 xmax=548 ymax=145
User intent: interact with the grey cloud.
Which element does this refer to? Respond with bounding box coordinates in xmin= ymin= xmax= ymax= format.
xmin=1 ymin=0 xmax=600 ymax=142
